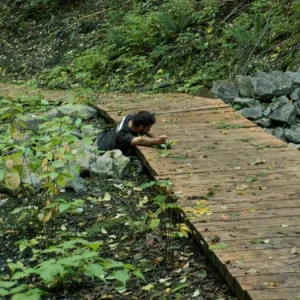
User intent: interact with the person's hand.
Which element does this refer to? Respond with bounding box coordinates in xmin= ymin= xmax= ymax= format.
xmin=157 ymin=135 xmax=167 ymax=144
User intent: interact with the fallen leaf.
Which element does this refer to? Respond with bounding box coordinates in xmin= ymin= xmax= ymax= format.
xmin=142 ymin=284 xmax=155 ymax=291
xmin=5 ymin=159 xmax=14 ymax=169
xmin=245 ymin=268 xmax=258 ymax=275
xmin=61 ymin=224 xmax=67 ymax=231
xmin=159 ymin=278 xmax=172 ymax=283
xmin=291 ymin=247 xmax=298 ymax=255
xmin=236 ymin=184 xmax=248 ymax=190
xmin=248 ymin=159 xmax=267 ymax=165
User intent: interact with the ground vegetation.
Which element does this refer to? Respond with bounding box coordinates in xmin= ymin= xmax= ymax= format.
xmin=0 ymin=0 xmax=299 ymax=93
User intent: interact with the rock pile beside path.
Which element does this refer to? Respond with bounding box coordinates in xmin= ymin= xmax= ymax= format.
xmin=0 ymin=104 xmax=132 ymax=195
xmin=211 ymin=69 xmax=300 ymax=147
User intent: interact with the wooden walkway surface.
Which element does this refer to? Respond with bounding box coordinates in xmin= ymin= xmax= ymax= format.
xmin=97 ymin=93 xmax=300 ymax=300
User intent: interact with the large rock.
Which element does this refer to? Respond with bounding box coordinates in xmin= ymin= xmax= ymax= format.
xmin=17 ymin=114 xmax=46 ymax=131
xmin=233 ymin=97 xmax=260 ymax=108
xmin=263 ymin=96 xmax=290 ymax=117
xmin=90 ymin=150 xmax=130 ymax=179
xmin=210 ymin=81 xmax=239 ymax=103
xmin=239 ymin=106 xmax=262 ymax=120
xmin=250 ymin=71 xmax=294 ymax=101
xmin=286 ymin=71 xmax=300 ymax=86
xmin=58 ymin=104 xmax=97 ymax=120
xmin=274 ymin=127 xmax=284 ymax=140
xmin=290 ymin=87 xmax=300 ymax=101
xmin=234 ymin=75 xmax=253 ymax=97
xmin=283 ymin=129 xmax=300 ymax=143
xmin=23 ymin=173 xmax=41 ymax=191
xmin=253 ymin=117 xmax=272 ymax=128
xmin=269 ymin=103 xmax=297 ymax=125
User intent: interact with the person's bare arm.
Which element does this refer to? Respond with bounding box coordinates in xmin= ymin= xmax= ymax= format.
xmin=131 ymin=135 xmax=167 ymax=147
xmin=146 ymin=131 xmax=155 ymax=138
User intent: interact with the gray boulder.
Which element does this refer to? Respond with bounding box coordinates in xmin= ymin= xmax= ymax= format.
xmin=65 ymin=173 xmax=86 ymax=193
xmin=239 ymin=106 xmax=262 ymax=120
xmin=81 ymin=125 xmax=98 ymax=137
xmin=274 ymin=127 xmax=284 ymax=140
xmin=58 ymin=104 xmax=97 ymax=120
xmin=253 ymin=118 xmax=272 ymax=127
xmin=251 ymin=71 xmax=294 ymax=101
xmin=17 ymin=114 xmax=46 ymax=131
xmin=290 ymin=125 xmax=300 ymax=133
xmin=90 ymin=150 xmax=130 ymax=179
xmin=269 ymin=103 xmax=297 ymax=125
xmin=22 ymin=173 xmax=41 ymax=191
xmin=286 ymin=71 xmax=300 ymax=86
xmin=290 ymin=87 xmax=300 ymax=101
xmin=210 ymin=81 xmax=239 ymax=103
xmin=46 ymin=108 xmax=62 ymax=119
xmin=234 ymin=75 xmax=253 ymax=97
xmin=263 ymin=96 xmax=289 ymax=117
xmin=283 ymin=129 xmax=300 ymax=143
xmin=233 ymin=97 xmax=260 ymax=108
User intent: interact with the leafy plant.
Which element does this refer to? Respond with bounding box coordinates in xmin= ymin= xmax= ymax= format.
xmin=1 ymin=238 xmax=144 ymax=298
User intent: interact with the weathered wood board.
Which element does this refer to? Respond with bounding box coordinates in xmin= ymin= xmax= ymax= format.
xmin=96 ymin=93 xmax=300 ymax=300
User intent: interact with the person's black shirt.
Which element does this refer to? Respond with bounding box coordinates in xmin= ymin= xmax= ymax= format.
xmin=96 ymin=115 xmax=137 ymax=155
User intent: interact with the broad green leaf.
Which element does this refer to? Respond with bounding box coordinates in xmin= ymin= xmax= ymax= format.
xmin=41 ymin=99 xmax=49 ymax=105
xmin=63 ymin=135 xmax=78 ymax=143
xmin=12 ymin=288 xmax=42 ymax=300
xmin=11 ymin=272 xmax=29 ymax=280
xmin=82 ymin=137 xmax=93 ymax=145
xmin=85 ymin=264 xmax=106 ymax=281
xmin=124 ymin=264 xmax=135 ymax=271
xmin=57 ymin=252 xmax=96 ymax=266
xmin=104 ymin=260 xmax=124 ymax=269
xmin=172 ymin=283 xmax=189 ymax=292
xmin=148 ymin=218 xmax=160 ymax=230
xmin=133 ymin=270 xmax=145 ymax=281
xmin=36 ymin=263 xmax=64 ymax=283
xmin=58 ymin=203 xmax=70 ymax=213
xmin=49 ymin=171 xmax=59 ymax=180
xmin=53 ymin=160 xmax=65 ymax=168
xmin=111 ymin=270 xmax=129 ymax=285
xmin=10 ymin=284 xmax=28 ymax=294
xmin=75 ymin=118 xmax=82 ymax=126
xmin=87 ymin=242 xmax=102 ymax=251
xmin=0 ymin=281 xmax=18 ymax=288
xmin=8 ymin=261 xmax=24 ymax=273
xmin=61 ymin=239 xmax=88 ymax=249
xmin=209 ymin=243 xmax=229 ymax=250
xmin=0 ymin=288 xmax=10 ymax=296
xmin=0 ymin=169 xmax=4 ymax=181
xmin=57 ymin=174 xmax=65 ymax=187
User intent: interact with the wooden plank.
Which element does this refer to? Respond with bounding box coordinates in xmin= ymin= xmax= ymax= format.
xmin=248 ymin=287 xmax=300 ymax=300
xmin=95 ymin=92 xmax=300 ymax=300
xmin=199 ymin=225 xmax=300 ymax=241
xmin=193 ymin=216 xmax=300 ymax=231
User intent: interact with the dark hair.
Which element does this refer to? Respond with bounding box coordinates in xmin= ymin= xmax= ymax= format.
xmin=132 ymin=111 xmax=156 ymax=127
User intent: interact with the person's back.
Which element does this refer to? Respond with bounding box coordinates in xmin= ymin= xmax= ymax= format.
xmin=96 ymin=111 xmax=167 ymax=156
xmin=96 ymin=114 xmax=137 ymax=156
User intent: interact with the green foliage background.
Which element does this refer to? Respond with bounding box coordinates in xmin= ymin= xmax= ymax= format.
xmin=3 ymin=0 xmax=300 ymax=93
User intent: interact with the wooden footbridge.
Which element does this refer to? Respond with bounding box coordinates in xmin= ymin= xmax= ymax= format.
xmin=97 ymin=93 xmax=300 ymax=300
